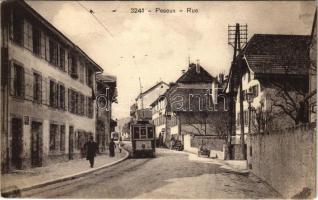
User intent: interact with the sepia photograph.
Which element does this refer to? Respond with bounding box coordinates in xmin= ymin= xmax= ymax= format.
xmin=0 ymin=0 xmax=317 ymax=199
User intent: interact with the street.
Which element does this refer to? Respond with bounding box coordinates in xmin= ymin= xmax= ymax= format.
xmin=21 ymin=148 xmax=280 ymax=198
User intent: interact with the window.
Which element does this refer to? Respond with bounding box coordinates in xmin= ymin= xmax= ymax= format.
xmin=59 ymin=47 xmax=65 ymax=71
xmin=60 ymin=125 xmax=65 ymax=151
xmin=79 ymin=60 xmax=85 ymax=83
xmin=32 ymin=27 xmax=41 ymax=56
xmin=49 ymin=40 xmax=58 ymax=66
xmin=49 ymin=80 xmax=58 ymax=108
xmin=33 ymin=72 xmax=42 ymax=103
xmin=251 ymin=85 xmax=259 ymax=98
xmin=86 ymin=67 xmax=93 ymax=88
xmin=49 ymin=124 xmax=59 ymax=151
xmin=69 ymin=54 xmax=78 ymax=79
xmin=58 ymin=84 xmax=65 ymax=110
xmin=87 ymin=97 xmax=94 ymax=118
xmin=23 ymin=20 xmax=33 ymax=51
xmin=133 ymin=127 xmax=140 ymax=139
xmin=237 ymin=113 xmax=240 ymax=126
xmin=40 ymin=31 xmax=46 ymax=59
xmin=11 ymin=64 xmax=24 ymax=98
xmin=147 ymin=127 xmax=154 ymax=138
xmin=140 ymin=127 xmax=147 ymax=139
xmin=12 ymin=11 xmax=23 ymax=45
xmin=244 ymin=111 xmax=248 ymax=125
xmin=80 ymin=94 xmax=85 ymax=115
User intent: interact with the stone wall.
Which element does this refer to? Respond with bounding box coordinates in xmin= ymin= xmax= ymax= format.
xmin=247 ymin=125 xmax=316 ymax=198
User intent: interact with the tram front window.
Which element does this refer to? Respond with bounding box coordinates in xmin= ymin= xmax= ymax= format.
xmin=147 ymin=127 xmax=154 ymax=138
xmin=140 ymin=127 xmax=147 ymax=139
xmin=134 ymin=127 xmax=140 ymax=139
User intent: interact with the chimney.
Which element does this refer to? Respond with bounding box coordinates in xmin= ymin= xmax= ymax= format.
xmin=196 ymin=59 xmax=200 ymax=74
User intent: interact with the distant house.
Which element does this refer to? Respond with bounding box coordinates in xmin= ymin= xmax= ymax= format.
xmin=150 ymin=63 xmax=227 ymax=155
xmin=131 ymin=81 xmax=169 ymax=121
xmin=226 ymin=34 xmax=311 ymax=158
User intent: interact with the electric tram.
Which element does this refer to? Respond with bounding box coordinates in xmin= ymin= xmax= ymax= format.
xmin=130 ymin=120 xmax=156 ymax=158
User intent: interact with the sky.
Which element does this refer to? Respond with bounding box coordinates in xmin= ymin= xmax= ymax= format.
xmin=27 ymin=1 xmax=316 ymax=119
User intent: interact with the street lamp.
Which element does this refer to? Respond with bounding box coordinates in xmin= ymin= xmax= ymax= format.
xmin=246 ymin=92 xmax=254 ymax=136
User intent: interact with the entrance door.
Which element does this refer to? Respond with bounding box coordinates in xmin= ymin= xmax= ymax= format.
xmin=11 ymin=118 xmax=23 ymax=169
xmin=69 ymin=126 xmax=74 ymax=160
xmin=31 ymin=121 xmax=43 ymax=167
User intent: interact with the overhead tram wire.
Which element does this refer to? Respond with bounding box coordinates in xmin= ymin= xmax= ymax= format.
xmin=76 ymin=1 xmax=150 ymax=97
xmin=77 ymin=1 xmax=114 ymax=38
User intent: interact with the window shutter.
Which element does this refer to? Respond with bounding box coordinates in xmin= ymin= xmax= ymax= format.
xmin=45 ymin=34 xmax=50 ymax=61
xmin=65 ymin=51 xmax=68 ymax=73
xmin=40 ymin=31 xmax=46 ymax=59
xmin=42 ymin=76 xmax=47 ymax=105
xmin=38 ymin=75 xmax=42 ymax=103
xmin=24 ymin=68 xmax=33 ymax=100
xmin=68 ymin=89 xmax=72 ymax=112
xmin=10 ymin=62 xmax=15 ymax=95
xmin=28 ymin=22 xmax=33 ymax=51
xmin=23 ymin=20 xmax=28 ymax=49
xmin=68 ymin=55 xmax=72 ymax=75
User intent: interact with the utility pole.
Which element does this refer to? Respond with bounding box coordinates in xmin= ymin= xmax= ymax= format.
xmin=228 ymin=23 xmax=248 ymax=160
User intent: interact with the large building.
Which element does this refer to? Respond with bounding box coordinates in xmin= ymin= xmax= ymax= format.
xmin=226 ymin=34 xmax=311 ymax=159
xmin=1 ymin=1 xmax=103 ymax=172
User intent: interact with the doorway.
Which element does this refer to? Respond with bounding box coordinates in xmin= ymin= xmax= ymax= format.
xmin=31 ymin=121 xmax=43 ymax=167
xmin=69 ymin=126 xmax=74 ymax=160
xmin=11 ymin=118 xmax=23 ymax=170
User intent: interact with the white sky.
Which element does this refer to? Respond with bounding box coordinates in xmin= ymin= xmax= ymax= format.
xmin=27 ymin=1 xmax=316 ymax=119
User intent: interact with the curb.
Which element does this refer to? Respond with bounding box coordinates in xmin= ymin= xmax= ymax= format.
xmin=2 ymin=149 xmax=129 ymax=197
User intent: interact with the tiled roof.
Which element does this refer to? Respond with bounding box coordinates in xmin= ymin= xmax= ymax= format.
xmin=243 ymin=34 xmax=311 ymax=75
xmin=176 ymin=63 xmax=215 ymax=83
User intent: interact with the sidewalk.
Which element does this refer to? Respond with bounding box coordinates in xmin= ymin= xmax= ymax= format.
xmin=1 ymin=150 xmax=129 ymax=195
xmin=179 ymin=149 xmax=249 ymax=175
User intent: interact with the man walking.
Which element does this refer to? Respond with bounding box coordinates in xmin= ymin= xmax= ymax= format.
xmin=109 ymin=138 xmax=116 ymax=157
xmin=84 ymin=136 xmax=98 ymax=168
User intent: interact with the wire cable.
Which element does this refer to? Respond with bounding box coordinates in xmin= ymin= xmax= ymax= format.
xmin=77 ymin=2 xmax=114 ymax=38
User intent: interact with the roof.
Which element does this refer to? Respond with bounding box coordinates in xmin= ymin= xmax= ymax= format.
xmin=176 ymin=63 xmax=215 ymax=83
xmin=9 ymin=0 xmax=103 ymax=72
xmin=243 ymin=34 xmax=311 ymax=75
xmin=136 ymin=81 xmax=168 ymax=100
xmin=96 ymin=74 xmax=117 ymax=83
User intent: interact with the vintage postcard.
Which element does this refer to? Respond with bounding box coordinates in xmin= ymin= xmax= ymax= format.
xmin=1 ymin=0 xmax=316 ymax=199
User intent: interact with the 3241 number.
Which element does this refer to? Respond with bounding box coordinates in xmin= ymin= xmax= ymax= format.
xmin=131 ymin=8 xmax=144 ymax=13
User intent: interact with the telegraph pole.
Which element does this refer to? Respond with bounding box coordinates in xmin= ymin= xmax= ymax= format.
xmin=228 ymin=23 xmax=248 ymax=160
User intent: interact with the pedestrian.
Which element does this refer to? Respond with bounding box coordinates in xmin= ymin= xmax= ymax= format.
xmin=118 ymin=137 xmax=123 ymax=153
xmin=170 ymin=136 xmax=175 ymax=150
xmin=109 ymin=138 xmax=116 ymax=157
xmin=84 ymin=136 xmax=98 ymax=168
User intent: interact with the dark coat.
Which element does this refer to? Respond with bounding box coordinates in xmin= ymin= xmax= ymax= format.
xmin=109 ymin=141 xmax=116 ymax=150
xmin=85 ymin=141 xmax=98 ymax=159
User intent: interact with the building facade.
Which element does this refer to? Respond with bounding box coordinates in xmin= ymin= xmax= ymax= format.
xmin=226 ymin=34 xmax=311 ymax=159
xmin=1 ymin=1 xmax=103 ymax=172
xmin=96 ymin=74 xmax=117 ymax=152
xmin=130 ymin=81 xmax=169 ymax=121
